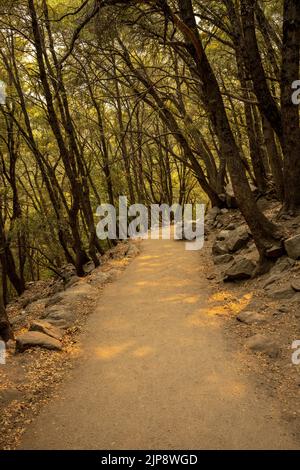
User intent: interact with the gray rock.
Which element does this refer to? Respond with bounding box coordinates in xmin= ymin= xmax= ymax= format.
xmin=44 ymin=306 xmax=76 ymax=329
xmin=212 ymin=241 xmax=228 ymax=256
xmin=10 ymin=312 xmax=28 ymax=327
xmin=216 ymin=230 xmax=230 ymax=241
xmin=45 ymin=294 xmax=64 ymax=308
xmin=225 ymin=228 xmax=251 ymax=253
xmin=213 ymin=254 xmax=234 ymax=265
xmin=224 ymin=258 xmax=256 ymax=282
xmin=284 ymin=235 xmax=300 ymax=260
xmin=268 ymin=284 xmax=295 ymax=300
xmin=265 ymin=244 xmax=284 ymax=258
xmin=59 ymin=263 xmax=77 ymax=283
xmin=291 ymin=280 xmax=300 ymax=292
xmin=65 ymin=276 xmax=80 ymax=289
xmin=125 ymin=244 xmax=140 ymax=257
xmin=245 ymin=334 xmax=280 ymax=358
xmin=29 ymin=320 xmax=63 ymax=340
xmin=237 ymin=311 xmax=266 ymax=324
xmin=263 ymin=274 xmax=281 ymax=289
xmin=206 ymin=207 xmax=220 ymax=223
xmin=83 ymin=261 xmax=95 ymax=274
xmin=16 ymin=331 xmax=62 ymax=352
xmin=271 ymin=256 xmax=296 ymax=274
xmin=277 ymin=305 xmax=289 ymax=314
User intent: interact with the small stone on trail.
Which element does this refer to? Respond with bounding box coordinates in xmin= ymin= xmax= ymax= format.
xmin=236 ymin=311 xmax=266 ymax=325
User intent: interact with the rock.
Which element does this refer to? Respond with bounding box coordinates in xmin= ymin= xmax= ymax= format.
xmin=220 ymin=208 xmax=229 ymax=214
xmin=291 ymin=215 xmax=300 ymax=228
xmin=225 ymin=228 xmax=251 ymax=253
xmin=216 ymin=230 xmax=230 ymax=241
xmin=265 ymin=244 xmax=284 ymax=258
xmin=291 ymin=280 xmax=300 ymax=292
xmin=45 ymin=294 xmax=64 ymax=308
xmin=10 ymin=312 xmax=28 ymax=327
xmin=271 ymin=256 xmax=296 ymax=274
xmin=268 ymin=284 xmax=295 ymax=300
xmin=226 ymin=223 xmax=236 ymax=231
xmin=263 ymin=274 xmax=281 ymax=289
xmin=285 ymin=235 xmax=300 ymax=260
xmin=29 ymin=320 xmax=63 ymax=340
xmin=212 ymin=241 xmax=228 ymax=256
xmin=245 ymin=334 xmax=280 ymax=358
xmin=59 ymin=263 xmax=77 ymax=283
xmin=89 ymin=271 xmax=111 ymax=285
xmin=125 ymin=244 xmax=140 ymax=257
xmin=224 ymin=258 xmax=256 ymax=282
xmin=44 ymin=306 xmax=76 ymax=329
xmin=207 ymin=274 xmax=216 ymax=280
xmin=276 ymin=305 xmax=289 ymax=314
xmin=50 ymin=283 xmax=64 ymax=295
xmin=83 ymin=261 xmax=95 ymax=274
xmin=237 ymin=311 xmax=266 ymax=325
xmin=205 ymin=207 xmax=220 ymax=224
xmin=16 ymin=332 xmax=62 ymax=352
xmin=65 ymin=276 xmax=80 ymax=289
xmin=213 ymin=254 xmax=234 ymax=265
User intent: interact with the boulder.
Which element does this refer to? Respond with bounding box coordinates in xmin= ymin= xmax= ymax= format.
xmin=213 ymin=254 xmax=234 ymax=265
xmin=284 ymin=235 xmax=300 ymax=260
xmin=16 ymin=332 xmax=62 ymax=352
xmin=29 ymin=320 xmax=63 ymax=340
xmin=245 ymin=334 xmax=280 ymax=358
xmin=224 ymin=258 xmax=256 ymax=282
xmin=225 ymin=227 xmax=251 ymax=253
xmin=237 ymin=311 xmax=266 ymax=325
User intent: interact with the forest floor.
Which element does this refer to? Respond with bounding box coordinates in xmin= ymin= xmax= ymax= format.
xmin=2 ymin=229 xmax=298 ymax=450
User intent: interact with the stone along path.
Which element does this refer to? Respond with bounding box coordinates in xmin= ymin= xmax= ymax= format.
xmin=19 ymin=237 xmax=298 ymax=449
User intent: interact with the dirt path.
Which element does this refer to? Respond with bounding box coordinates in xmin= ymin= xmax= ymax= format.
xmin=19 ymin=237 xmax=298 ymax=449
